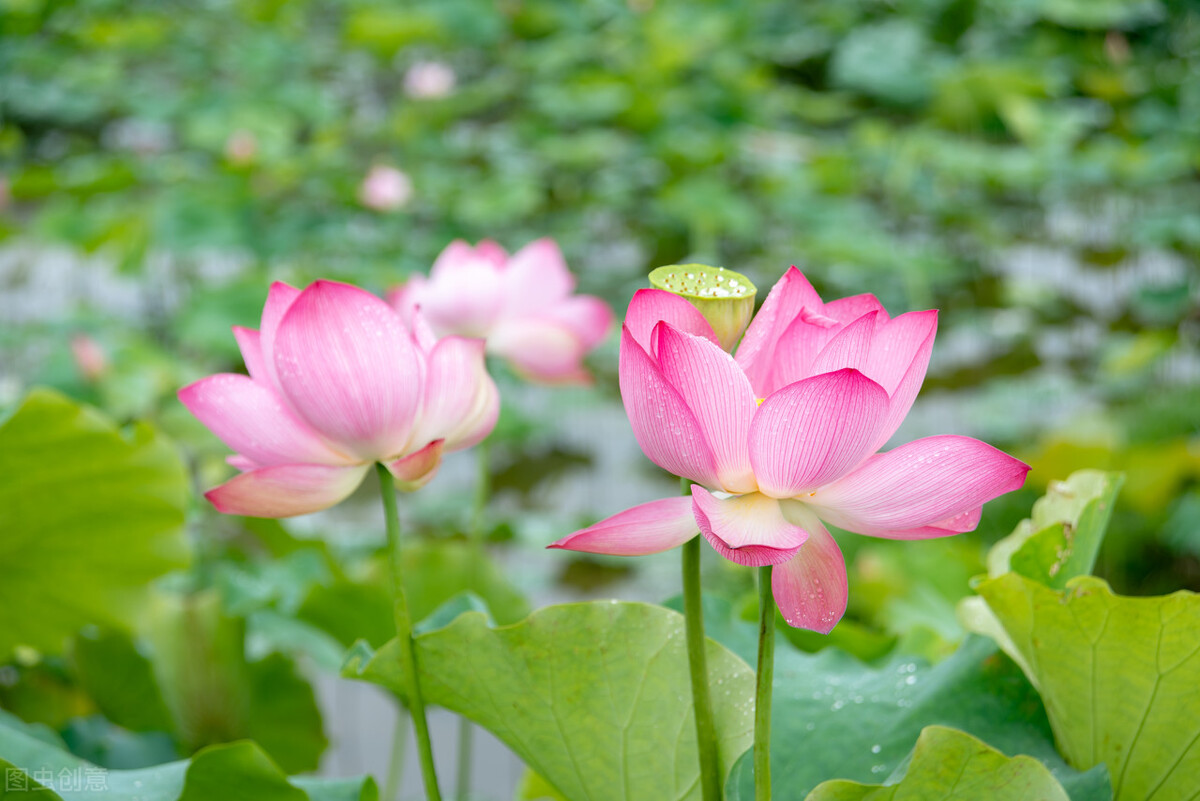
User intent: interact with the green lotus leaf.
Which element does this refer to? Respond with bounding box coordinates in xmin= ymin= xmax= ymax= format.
xmin=344 ymin=601 xmax=755 ymax=801
xmin=805 ymin=725 xmax=1069 ymax=801
xmin=0 ymin=389 xmax=189 ymax=660
xmin=0 ymin=716 xmax=374 ymax=801
xmin=974 ymin=573 xmax=1200 ymax=801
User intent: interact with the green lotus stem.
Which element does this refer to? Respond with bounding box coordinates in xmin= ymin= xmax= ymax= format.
xmin=383 ymin=704 xmax=409 ymax=801
xmin=755 ymin=565 xmax=775 ymax=801
xmin=376 ymin=463 xmax=443 ymax=801
xmin=682 ymin=478 xmax=722 ymax=801
xmin=457 ymin=440 xmax=491 ymax=800
xmin=470 ymin=439 xmax=492 ymax=554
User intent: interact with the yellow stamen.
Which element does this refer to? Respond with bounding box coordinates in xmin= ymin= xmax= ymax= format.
xmin=755 ymin=397 xmax=766 ymax=406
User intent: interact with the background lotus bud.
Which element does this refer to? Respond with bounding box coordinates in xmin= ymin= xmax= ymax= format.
xmin=649 ymin=264 xmax=756 ymax=352
xmin=404 ymin=60 xmax=456 ymax=99
xmin=224 ymin=130 xmax=258 ymax=165
xmin=71 ymin=334 xmax=109 ymax=382
xmin=359 ymin=165 xmax=413 ymax=212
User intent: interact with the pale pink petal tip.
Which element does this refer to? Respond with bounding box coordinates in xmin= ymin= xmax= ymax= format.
xmin=548 ymin=496 xmax=698 ymax=557
xmin=205 ymin=463 xmax=370 ymax=518
xmin=811 ymin=435 xmax=1030 ymax=536
xmin=387 ymin=439 xmax=445 ymax=492
xmin=771 ymin=520 xmax=848 ymax=633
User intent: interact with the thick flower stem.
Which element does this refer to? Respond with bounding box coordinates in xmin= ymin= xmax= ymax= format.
xmin=376 ymin=463 xmax=443 ymax=801
xmin=682 ymin=480 xmax=723 ymax=801
xmin=754 ymin=565 xmax=775 ymax=801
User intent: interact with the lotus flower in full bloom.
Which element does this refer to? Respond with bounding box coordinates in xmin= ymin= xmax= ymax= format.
xmin=180 ymin=280 xmax=499 ymax=518
xmin=550 ymin=268 xmax=1030 ymax=632
xmin=389 ymin=239 xmax=613 ymax=384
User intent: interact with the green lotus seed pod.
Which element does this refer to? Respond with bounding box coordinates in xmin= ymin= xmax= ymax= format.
xmin=648 ymin=264 xmax=757 ymax=352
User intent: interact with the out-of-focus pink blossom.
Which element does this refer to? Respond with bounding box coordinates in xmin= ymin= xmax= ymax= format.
xmin=390 ymin=239 xmax=614 ymax=384
xmin=404 ymin=61 xmax=456 ymax=99
xmin=180 ymin=280 xmax=498 ymax=518
xmin=550 ymin=267 xmax=1029 ymax=632
xmin=359 ymin=165 xmax=413 ymax=212
xmin=70 ymin=334 xmax=109 ymax=382
xmin=225 ymin=130 xmax=258 ymax=165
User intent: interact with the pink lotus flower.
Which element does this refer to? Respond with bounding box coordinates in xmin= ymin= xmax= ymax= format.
xmin=389 ymin=239 xmax=614 ymax=384
xmin=180 ymin=280 xmax=499 ymax=518
xmin=550 ymin=268 xmax=1030 ymax=632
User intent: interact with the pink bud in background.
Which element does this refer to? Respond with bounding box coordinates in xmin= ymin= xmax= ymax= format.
xmin=404 ymin=61 xmax=456 ymax=99
xmin=225 ymin=130 xmax=258 ymax=165
xmin=390 ymin=239 xmax=614 ymax=384
xmin=179 ymin=280 xmax=499 ymax=517
xmin=550 ymin=267 xmax=1029 ymax=632
xmin=359 ymin=165 xmax=413 ymax=212
xmin=71 ymin=334 xmax=109 ymax=382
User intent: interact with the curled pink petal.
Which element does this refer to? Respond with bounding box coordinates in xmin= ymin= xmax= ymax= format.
xmin=655 ymin=323 xmax=758 ymax=493
xmin=849 ymin=506 xmax=984 ymax=540
xmin=810 ymin=435 xmax=1031 ymax=533
xmin=387 ymin=439 xmax=445 ymax=492
xmin=178 ymin=374 xmax=350 ymax=467
xmin=502 ymin=238 xmax=575 ymax=315
xmin=771 ymin=508 xmax=848 ymax=633
xmin=548 ymin=496 xmax=698 ymax=556
xmin=206 ymin=463 xmax=370 ymax=518
xmin=750 ymin=369 xmax=889 ymax=499
xmin=692 ymin=486 xmax=807 ymax=567
xmin=408 ymin=306 xmax=439 ymax=354
xmin=735 ymin=267 xmax=824 ymax=394
xmin=232 ymin=326 xmax=266 ymax=382
xmin=415 ymin=336 xmax=499 ymax=451
xmin=272 ymin=280 xmax=422 ymax=460
xmin=619 ymin=326 xmax=721 ymax=487
xmin=624 ymin=288 xmax=719 ymax=355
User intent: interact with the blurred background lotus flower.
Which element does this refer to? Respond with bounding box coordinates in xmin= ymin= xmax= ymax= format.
xmin=70 ymin=334 xmax=109 ymax=383
xmin=358 ymin=165 xmax=413 ymax=212
xmin=179 ymin=280 xmax=498 ymax=518
xmin=390 ymin=238 xmax=614 ymax=384
xmin=404 ymin=60 xmax=456 ymax=99
xmin=552 ymin=268 xmax=1029 ymax=632
xmin=223 ymin=129 xmax=258 ymax=166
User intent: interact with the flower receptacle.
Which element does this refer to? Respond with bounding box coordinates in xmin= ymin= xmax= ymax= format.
xmin=649 ymin=264 xmax=756 ymax=352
